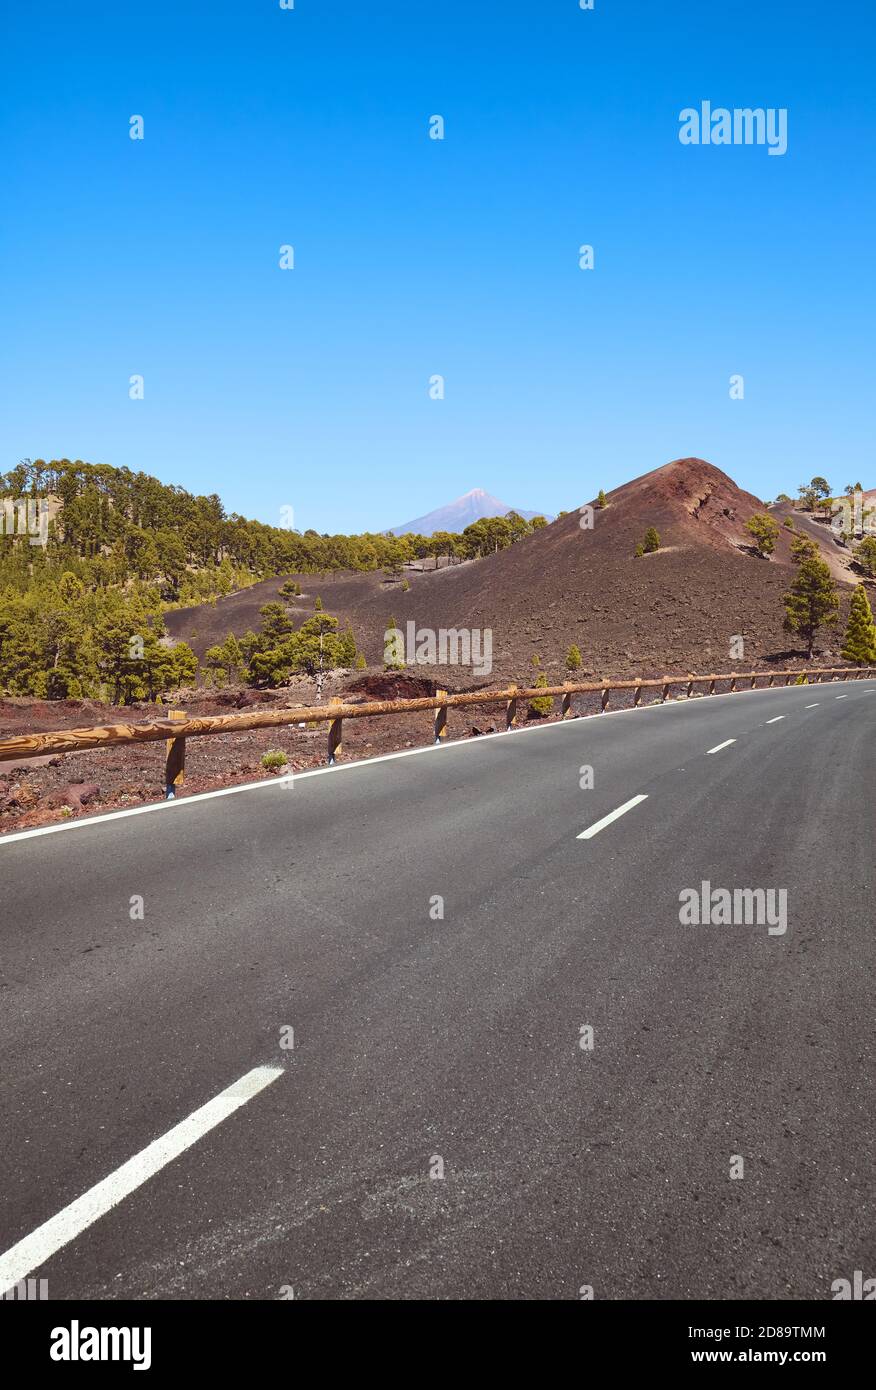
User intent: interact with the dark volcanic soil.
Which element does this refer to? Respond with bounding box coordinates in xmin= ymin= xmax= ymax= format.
xmin=166 ymin=458 xmax=866 ymax=684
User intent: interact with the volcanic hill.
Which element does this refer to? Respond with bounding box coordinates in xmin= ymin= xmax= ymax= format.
xmin=167 ymin=458 xmax=864 ymax=684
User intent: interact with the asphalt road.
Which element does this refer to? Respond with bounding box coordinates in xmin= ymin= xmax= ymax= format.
xmin=1 ymin=680 xmax=874 ymax=1300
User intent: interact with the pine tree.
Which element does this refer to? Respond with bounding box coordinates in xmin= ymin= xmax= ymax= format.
xmin=789 ymin=532 xmax=819 ymax=564
xmin=258 ymin=602 xmax=293 ymax=640
xmin=203 ymin=632 xmax=243 ymax=687
xmin=566 ymin=644 xmax=582 ymax=671
xmin=203 ymin=645 xmax=228 ymax=687
xmin=164 ymin=641 xmax=198 ymax=693
xmin=221 ymin=632 xmax=243 ymax=681
xmin=384 ymin=616 xmax=404 ymax=671
xmin=528 ymin=668 xmax=553 ymax=718
xmin=841 ymin=584 xmax=876 ymax=665
xmin=855 ymin=537 xmax=876 ymax=577
xmin=595 ymin=489 xmax=607 ymax=509
xmin=782 ymin=555 xmax=839 ymax=658
xmin=337 ymin=624 xmax=357 ymax=667
xmin=745 ymin=513 xmax=779 ymax=556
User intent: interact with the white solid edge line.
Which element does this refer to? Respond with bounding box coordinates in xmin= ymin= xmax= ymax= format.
xmin=805 ymin=703 xmax=820 ymax=708
xmin=0 ymin=1065 xmax=284 ymax=1295
xmin=0 ymin=678 xmax=861 ymax=849
xmin=765 ymin=716 xmax=786 ymax=723
xmin=835 ymin=695 xmax=848 ymax=699
xmin=577 ymin=793 xmax=649 ymax=840
xmin=706 ymin=739 xmax=736 ymax=754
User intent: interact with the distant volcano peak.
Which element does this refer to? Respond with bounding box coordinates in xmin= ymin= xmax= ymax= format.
xmin=390 ymin=489 xmax=550 ymax=537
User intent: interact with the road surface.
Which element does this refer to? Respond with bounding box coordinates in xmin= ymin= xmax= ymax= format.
xmin=1 ymin=680 xmax=874 ymax=1299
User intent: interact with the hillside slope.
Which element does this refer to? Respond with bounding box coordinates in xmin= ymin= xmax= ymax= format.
xmin=168 ymin=458 xmax=865 ymax=683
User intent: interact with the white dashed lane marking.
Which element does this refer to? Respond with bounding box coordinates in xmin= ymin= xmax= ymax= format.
xmin=706 ymin=739 xmax=736 ymax=754
xmin=0 ymin=1065 xmax=284 ymax=1295
xmin=577 ymin=794 xmax=649 ymax=841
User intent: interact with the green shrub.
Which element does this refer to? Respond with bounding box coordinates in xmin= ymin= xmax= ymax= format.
xmin=528 ymin=669 xmax=553 ymax=718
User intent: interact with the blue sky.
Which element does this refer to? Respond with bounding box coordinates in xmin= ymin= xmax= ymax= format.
xmin=2 ymin=1 xmax=873 ymax=532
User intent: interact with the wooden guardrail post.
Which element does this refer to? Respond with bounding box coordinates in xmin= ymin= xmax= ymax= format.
xmin=686 ymin=679 xmax=694 ymax=698
xmin=600 ymin=687 xmax=610 ymax=712
xmin=750 ymin=674 xmax=757 ymax=689
xmin=709 ymin=677 xmax=716 ymax=695
xmin=327 ymin=697 xmax=343 ymax=765
xmin=506 ymin=684 xmax=518 ymax=730
xmin=662 ymin=679 xmax=671 ymax=701
xmin=729 ymin=676 xmax=737 ymax=692
xmin=165 ymin=709 xmax=186 ymax=800
xmin=633 ymin=681 xmax=642 ymax=706
xmin=434 ymin=689 xmax=448 ymax=743
xmin=561 ymin=687 xmax=573 ymax=719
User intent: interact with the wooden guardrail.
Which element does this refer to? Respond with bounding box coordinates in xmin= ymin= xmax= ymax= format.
xmin=0 ymin=667 xmax=871 ymax=795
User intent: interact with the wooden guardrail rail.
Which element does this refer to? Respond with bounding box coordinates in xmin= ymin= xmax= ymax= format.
xmin=0 ymin=667 xmax=871 ymax=795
